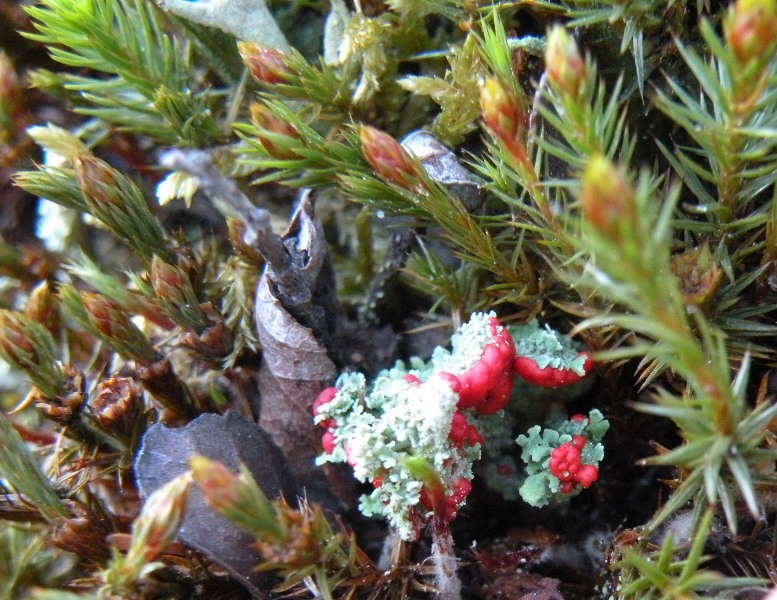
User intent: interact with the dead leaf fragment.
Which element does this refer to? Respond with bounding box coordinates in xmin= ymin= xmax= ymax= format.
xmin=134 ymin=410 xmax=298 ymax=598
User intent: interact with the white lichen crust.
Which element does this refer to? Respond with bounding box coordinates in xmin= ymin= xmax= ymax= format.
xmin=509 ymin=320 xmax=588 ymax=374
xmin=314 ymin=313 xmax=500 ymax=540
xmin=426 ymin=311 xmax=498 ymax=377
xmin=317 ymin=370 xmax=477 ymax=540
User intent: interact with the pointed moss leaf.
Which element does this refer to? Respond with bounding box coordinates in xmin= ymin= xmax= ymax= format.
xmin=0 ymin=413 xmax=68 ymax=522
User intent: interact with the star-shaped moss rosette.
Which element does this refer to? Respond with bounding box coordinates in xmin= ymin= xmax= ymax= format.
xmin=515 ymin=410 xmax=609 ymax=507
xmin=313 ymin=312 xmax=514 ymax=540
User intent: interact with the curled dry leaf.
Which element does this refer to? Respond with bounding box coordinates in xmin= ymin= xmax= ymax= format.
xmin=158 ymin=151 xmax=337 ymax=482
xmin=255 ymin=277 xmax=336 ymax=479
xmin=134 ymin=410 xmax=298 ymax=598
xmin=254 ymin=192 xmax=337 ymax=481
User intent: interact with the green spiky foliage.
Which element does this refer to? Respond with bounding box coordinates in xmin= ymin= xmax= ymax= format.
xmin=23 ymin=0 xmax=223 ymax=145
xmin=399 ymin=34 xmax=486 ymax=146
xmin=2 ymin=0 xmax=777 ymax=598
xmin=610 ymin=508 xmax=767 ymax=599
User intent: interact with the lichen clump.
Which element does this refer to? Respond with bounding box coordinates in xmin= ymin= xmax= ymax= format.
xmin=315 ymin=312 xmax=512 ymax=540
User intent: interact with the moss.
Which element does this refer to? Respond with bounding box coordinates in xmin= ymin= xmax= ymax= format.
xmin=2 ymin=0 xmax=777 ymax=597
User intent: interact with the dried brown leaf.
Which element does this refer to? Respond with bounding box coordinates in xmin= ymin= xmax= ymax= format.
xmin=134 ymin=410 xmax=298 ymax=598
xmin=254 ymin=193 xmax=337 ymax=480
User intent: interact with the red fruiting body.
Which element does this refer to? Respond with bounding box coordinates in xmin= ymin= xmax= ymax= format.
xmin=449 ymin=412 xmax=469 ymax=446
xmin=438 ymin=478 xmax=472 ymax=521
xmin=317 ymin=418 xmax=336 ymax=429
xmin=549 ymin=441 xmax=599 ymax=491
xmin=447 ymin=478 xmax=472 ymax=515
xmin=576 ymin=464 xmax=599 ymax=488
xmin=312 ymin=387 xmax=338 ymax=429
xmin=513 ymin=356 xmax=560 ymax=387
xmin=570 ymin=413 xmax=587 ymax=423
xmin=514 ymin=351 xmax=593 ymax=388
xmin=480 ymin=343 xmax=502 ymax=370
xmin=549 ymin=443 xmax=581 ymax=483
xmin=581 ymin=352 xmax=595 ymax=374
xmin=321 ymin=430 xmax=336 ymax=454
xmin=452 ymin=478 xmax=472 ymax=502
xmin=465 ymin=424 xmax=484 ymax=446
xmin=312 ymin=387 xmax=337 ymax=415
xmin=371 ymin=469 xmax=389 ymax=489
xmin=489 ymin=317 xmax=517 ymax=354
xmin=403 ymin=373 xmax=421 ymax=386
xmin=457 ymin=317 xmax=515 ymax=413
xmin=437 ymin=371 xmax=461 ymax=394
xmin=458 ymin=361 xmax=492 ymax=407
xmin=448 ymin=411 xmax=483 ymax=448
xmin=478 ymin=370 xmax=513 ymax=414
xmin=420 ymin=477 xmax=472 ymax=523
